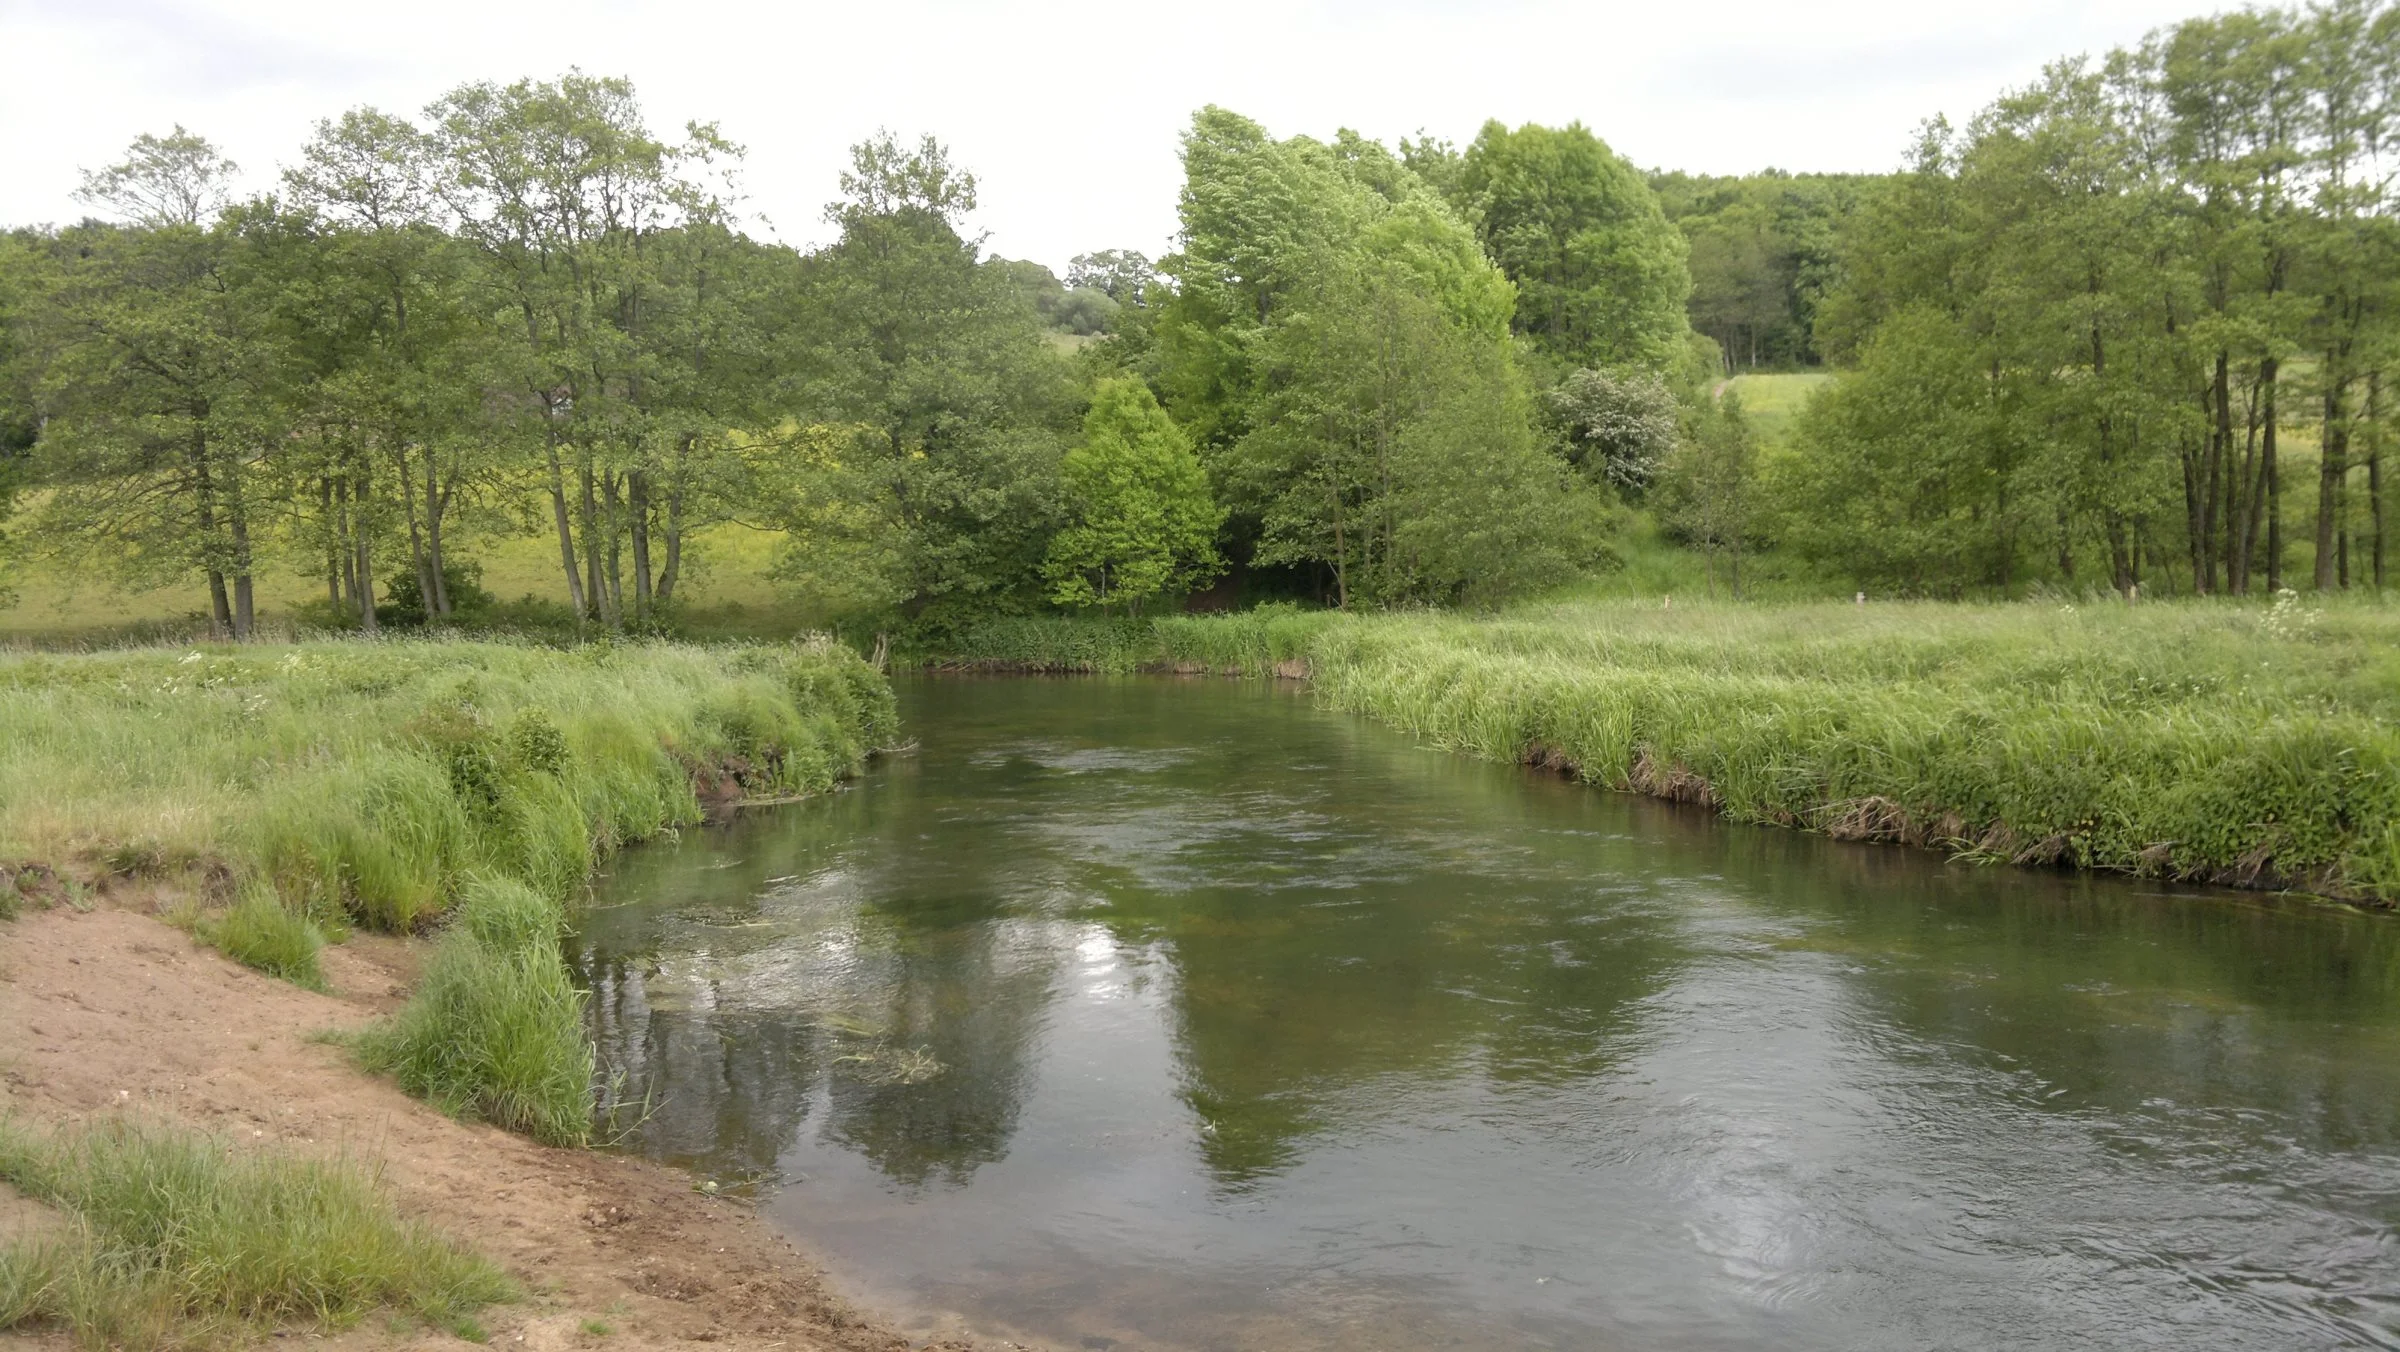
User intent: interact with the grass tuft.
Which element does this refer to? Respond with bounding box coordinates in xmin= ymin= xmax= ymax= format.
xmin=202 ymin=884 xmax=327 ymax=990
xmin=356 ymin=928 xmax=594 ymax=1148
xmin=0 ymin=1116 xmax=512 ymax=1345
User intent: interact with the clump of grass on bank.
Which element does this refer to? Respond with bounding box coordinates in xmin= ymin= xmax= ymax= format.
xmin=929 ymin=593 xmax=2400 ymax=904
xmin=200 ymin=883 xmax=327 ymax=990
xmin=0 ymin=1116 xmax=511 ymax=1345
xmin=356 ymin=873 xmax=593 ymax=1146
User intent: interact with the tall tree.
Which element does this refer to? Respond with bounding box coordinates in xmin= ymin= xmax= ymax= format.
xmin=1451 ymin=121 xmax=1692 ymax=373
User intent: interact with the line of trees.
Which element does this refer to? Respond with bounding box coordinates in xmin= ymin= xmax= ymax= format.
xmin=0 ymin=84 xmax=1725 ymax=631
xmin=1777 ymin=0 xmax=2400 ymax=597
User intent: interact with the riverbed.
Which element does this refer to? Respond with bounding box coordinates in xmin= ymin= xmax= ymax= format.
xmin=572 ymin=676 xmax=2400 ymax=1350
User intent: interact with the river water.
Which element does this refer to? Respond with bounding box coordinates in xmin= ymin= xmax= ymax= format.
xmin=572 ymin=676 xmax=2400 ymax=1350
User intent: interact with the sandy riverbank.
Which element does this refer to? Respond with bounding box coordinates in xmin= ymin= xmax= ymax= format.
xmin=0 ymin=901 xmax=1016 ymax=1352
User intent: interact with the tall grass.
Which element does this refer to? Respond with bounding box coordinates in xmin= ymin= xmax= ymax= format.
xmin=0 ymin=635 xmax=896 ymax=1147
xmin=0 ymin=636 xmax=895 ymax=931
xmin=0 ymin=1116 xmax=511 ymax=1345
xmin=356 ymin=875 xmax=594 ymax=1146
xmin=929 ymin=593 xmax=2400 ymax=904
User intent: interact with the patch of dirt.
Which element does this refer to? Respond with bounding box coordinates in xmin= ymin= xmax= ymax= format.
xmin=0 ymin=904 xmax=1021 ymax=1352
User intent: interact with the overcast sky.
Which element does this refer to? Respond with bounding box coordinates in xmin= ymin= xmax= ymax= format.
xmin=3 ymin=0 xmax=2218 ymax=271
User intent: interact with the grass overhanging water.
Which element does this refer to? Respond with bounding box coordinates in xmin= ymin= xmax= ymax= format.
xmin=941 ymin=594 xmax=2400 ymax=904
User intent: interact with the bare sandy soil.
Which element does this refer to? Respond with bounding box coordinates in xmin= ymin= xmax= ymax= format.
xmin=0 ymin=901 xmax=1017 ymax=1352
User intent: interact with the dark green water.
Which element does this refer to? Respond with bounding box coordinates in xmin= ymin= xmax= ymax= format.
xmin=572 ymin=676 xmax=2400 ymax=1351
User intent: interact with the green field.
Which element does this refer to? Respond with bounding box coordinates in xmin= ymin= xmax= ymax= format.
xmin=0 ymin=523 xmax=820 ymax=644
xmin=1723 ymin=371 xmax=1834 ymax=446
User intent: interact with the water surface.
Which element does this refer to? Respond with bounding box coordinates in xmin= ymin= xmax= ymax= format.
xmin=573 ymin=676 xmax=2400 ymax=1350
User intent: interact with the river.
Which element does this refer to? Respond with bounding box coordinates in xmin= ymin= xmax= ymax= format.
xmin=571 ymin=675 xmax=2400 ymax=1350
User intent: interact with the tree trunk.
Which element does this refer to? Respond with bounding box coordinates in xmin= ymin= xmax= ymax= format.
xmin=545 ymin=425 xmax=586 ymax=621
xmin=354 ymin=465 xmax=378 ymax=637
xmin=628 ymin=470 xmax=653 ymax=618
xmin=400 ymin=447 xmax=434 ymax=621
xmin=2317 ymin=377 xmax=2348 ymax=590
xmin=658 ymin=466 xmax=686 ymax=605
xmin=2262 ymin=357 xmax=2282 ymax=593
xmin=2371 ymin=373 xmax=2387 ymax=591
xmin=321 ymin=478 xmax=341 ymax=608
xmin=427 ymin=454 xmax=453 ymax=619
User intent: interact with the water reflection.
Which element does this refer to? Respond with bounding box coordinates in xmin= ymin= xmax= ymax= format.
xmin=572 ymin=676 xmax=2400 ymax=1351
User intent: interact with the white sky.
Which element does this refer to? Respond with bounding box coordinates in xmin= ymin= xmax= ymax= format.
xmin=3 ymin=0 xmax=2217 ymax=272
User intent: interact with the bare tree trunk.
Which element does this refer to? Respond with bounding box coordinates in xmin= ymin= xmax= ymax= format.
xmin=400 ymin=446 xmax=434 ymax=621
xmin=545 ymin=425 xmax=586 ymax=620
xmin=657 ymin=436 xmax=690 ymax=605
xmin=2263 ymin=357 xmax=2283 ymax=593
xmin=628 ymin=470 xmax=653 ymax=618
xmin=427 ymin=453 xmax=453 ymax=618
xmin=2317 ymin=377 xmax=2348 ymax=590
xmin=321 ymin=478 xmax=341 ymax=608
xmin=354 ymin=464 xmax=378 ymax=637
xmin=2372 ymin=373 xmax=2387 ymax=591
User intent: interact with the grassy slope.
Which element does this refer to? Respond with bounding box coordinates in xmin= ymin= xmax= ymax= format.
xmin=949 ymin=593 xmax=2400 ymax=904
xmin=0 ymin=637 xmax=893 ymax=929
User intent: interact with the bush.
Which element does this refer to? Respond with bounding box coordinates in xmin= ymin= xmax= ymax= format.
xmin=0 ymin=1116 xmax=511 ymax=1344
xmin=203 ymin=885 xmax=326 ymax=990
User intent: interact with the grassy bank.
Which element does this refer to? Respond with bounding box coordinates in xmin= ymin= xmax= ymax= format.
xmin=0 ymin=637 xmax=895 ymax=930
xmin=942 ymin=595 xmax=2400 ymax=904
xmin=0 ymin=1116 xmax=511 ymax=1345
xmin=0 ymin=636 xmax=896 ymax=1144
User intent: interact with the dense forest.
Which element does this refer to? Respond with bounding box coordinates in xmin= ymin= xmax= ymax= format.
xmin=0 ymin=0 xmax=2393 ymax=637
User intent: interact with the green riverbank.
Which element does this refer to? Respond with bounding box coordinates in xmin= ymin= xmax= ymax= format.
xmin=937 ymin=598 xmax=2400 ymax=905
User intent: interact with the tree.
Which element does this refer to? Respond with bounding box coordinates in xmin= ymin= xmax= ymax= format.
xmin=1451 ymin=121 xmax=1692 ymax=372
xmin=1157 ymin=108 xmax=1589 ymax=606
xmin=29 ymin=213 xmax=283 ymax=635
xmin=74 ymin=126 xmax=240 ymax=229
xmin=1660 ymin=393 xmax=1760 ymax=597
xmin=1066 ymin=249 xmax=1154 ymax=302
xmin=770 ymin=131 xmax=1075 ymax=627
xmin=1044 ymin=379 xmax=1220 ymax=613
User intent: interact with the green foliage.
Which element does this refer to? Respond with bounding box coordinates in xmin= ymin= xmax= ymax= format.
xmin=1045 ymin=379 xmax=1222 ymax=613
xmin=1452 ymin=121 xmax=1693 ymax=371
xmin=0 ymin=1115 xmax=512 ymax=1343
xmin=1657 ymin=394 xmax=1763 ymax=596
xmin=357 ymin=926 xmax=594 ymax=1146
xmin=203 ymin=883 xmax=327 ymax=990
xmin=1651 ymin=169 xmax=1874 ymax=370
xmin=1160 ymin=108 xmax=1598 ymax=607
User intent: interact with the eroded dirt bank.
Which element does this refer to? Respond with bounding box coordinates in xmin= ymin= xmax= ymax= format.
xmin=0 ymin=903 xmax=1016 ymax=1352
